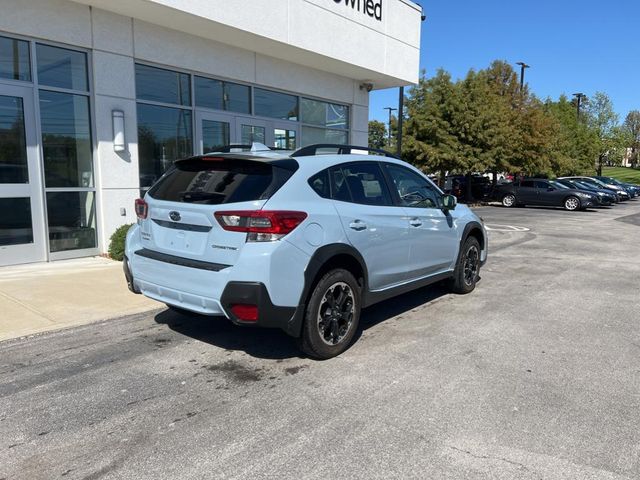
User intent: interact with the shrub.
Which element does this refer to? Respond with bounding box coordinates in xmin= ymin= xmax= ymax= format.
xmin=108 ymin=223 xmax=134 ymax=261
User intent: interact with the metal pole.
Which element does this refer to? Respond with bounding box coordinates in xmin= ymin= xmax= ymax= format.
xmin=573 ymin=93 xmax=584 ymax=120
xmin=516 ymin=62 xmax=530 ymax=93
xmin=383 ymin=107 xmax=397 ymax=147
xmin=396 ymin=87 xmax=404 ymax=157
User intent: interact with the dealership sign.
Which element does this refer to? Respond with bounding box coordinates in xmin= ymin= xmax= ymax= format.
xmin=333 ymin=0 xmax=383 ymax=21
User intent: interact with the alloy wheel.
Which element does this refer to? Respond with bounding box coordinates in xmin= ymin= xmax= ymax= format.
xmin=317 ymin=282 xmax=355 ymax=346
xmin=565 ymin=197 xmax=580 ymax=210
xmin=502 ymin=194 xmax=515 ymax=207
xmin=463 ymin=245 xmax=480 ymax=286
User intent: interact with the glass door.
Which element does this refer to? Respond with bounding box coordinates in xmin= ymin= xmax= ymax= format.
xmin=271 ymin=121 xmax=298 ymax=150
xmin=0 ymin=84 xmax=46 ymax=266
xmin=195 ymin=111 xmax=232 ymax=154
xmin=236 ymin=117 xmax=268 ymax=146
xmin=195 ymin=113 xmax=299 ymax=153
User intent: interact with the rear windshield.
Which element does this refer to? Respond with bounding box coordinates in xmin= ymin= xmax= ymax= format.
xmin=147 ymin=159 xmax=294 ymax=204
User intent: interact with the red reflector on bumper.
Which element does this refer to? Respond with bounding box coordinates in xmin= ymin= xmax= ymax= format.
xmin=231 ymin=304 xmax=258 ymax=322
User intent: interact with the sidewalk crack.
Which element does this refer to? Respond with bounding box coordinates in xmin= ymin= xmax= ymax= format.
xmin=0 ymin=290 xmax=55 ymax=324
xmin=448 ymin=445 xmax=533 ymax=473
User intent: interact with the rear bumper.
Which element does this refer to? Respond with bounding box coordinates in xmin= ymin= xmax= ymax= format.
xmin=220 ymin=282 xmax=296 ymax=330
xmin=137 ymin=276 xmax=226 ymax=316
xmin=123 ymin=224 xmax=304 ymax=333
xmin=123 ymin=255 xmax=140 ymax=294
xmin=129 ymin=277 xmax=296 ymax=331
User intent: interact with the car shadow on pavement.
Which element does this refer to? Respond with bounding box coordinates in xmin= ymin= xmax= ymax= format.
xmin=154 ymin=309 xmax=303 ymax=360
xmin=153 ymin=282 xmax=450 ymax=360
xmin=358 ymin=283 xmax=450 ymax=332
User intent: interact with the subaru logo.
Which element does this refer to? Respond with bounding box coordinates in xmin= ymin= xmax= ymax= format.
xmin=169 ymin=211 xmax=181 ymax=222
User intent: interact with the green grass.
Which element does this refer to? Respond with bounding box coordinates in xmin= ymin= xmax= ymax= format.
xmin=602 ymin=166 xmax=640 ymax=184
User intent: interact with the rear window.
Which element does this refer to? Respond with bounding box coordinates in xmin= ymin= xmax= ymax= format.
xmin=330 ymin=162 xmax=392 ymax=206
xmin=308 ymin=170 xmax=331 ymax=198
xmin=147 ymin=159 xmax=294 ymax=204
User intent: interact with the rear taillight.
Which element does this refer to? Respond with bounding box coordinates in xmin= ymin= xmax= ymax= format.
xmin=135 ymin=198 xmax=148 ymax=220
xmin=214 ymin=210 xmax=307 ymax=242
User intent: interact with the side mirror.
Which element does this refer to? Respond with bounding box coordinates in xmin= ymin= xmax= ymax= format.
xmin=442 ymin=194 xmax=457 ymax=211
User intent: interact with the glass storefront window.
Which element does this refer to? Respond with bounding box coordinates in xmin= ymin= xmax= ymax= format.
xmin=241 ymin=124 xmax=266 ymax=144
xmin=274 ymin=128 xmax=296 ymax=149
xmin=301 ymin=98 xmax=349 ymax=130
xmin=302 ymin=126 xmax=348 ymax=146
xmin=195 ymin=76 xmax=250 ymax=114
xmin=39 ymin=91 xmax=93 ymax=188
xmin=0 ymin=36 xmax=31 ymax=82
xmin=46 ymin=191 xmax=96 ymax=252
xmin=254 ymin=88 xmax=298 ymax=121
xmin=137 ymin=104 xmax=192 ymax=188
xmin=202 ymin=119 xmax=230 ymax=153
xmin=0 ymin=197 xmax=33 ymax=246
xmin=0 ymin=95 xmax=28 ymax=183
xmin=36 ymin=44 xmax=88 ymax=91
xmin=135 ymin=64 xmax=190 ymax=106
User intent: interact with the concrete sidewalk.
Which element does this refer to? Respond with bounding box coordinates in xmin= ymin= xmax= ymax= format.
xmin=0 ymin=257 xmax=159 ymax=342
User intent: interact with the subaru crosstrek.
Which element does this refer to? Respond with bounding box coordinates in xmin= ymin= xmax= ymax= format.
xmin=124 ymin=144 xmax=488 ymax=359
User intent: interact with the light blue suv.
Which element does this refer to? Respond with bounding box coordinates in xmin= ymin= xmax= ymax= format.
xmin=124 ymin=144 xmax=487 ymax=359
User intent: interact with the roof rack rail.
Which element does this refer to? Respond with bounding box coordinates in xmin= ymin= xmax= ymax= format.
xmin=291 ymin=144 xmax=400 ymax=159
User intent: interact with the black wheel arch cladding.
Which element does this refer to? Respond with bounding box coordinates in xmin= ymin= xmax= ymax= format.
xmin=286 ymin=243 xmax=368 ymax=338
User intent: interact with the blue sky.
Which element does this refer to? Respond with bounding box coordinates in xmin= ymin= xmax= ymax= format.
xmin=370 ymin=0 xmax=639 ymax=124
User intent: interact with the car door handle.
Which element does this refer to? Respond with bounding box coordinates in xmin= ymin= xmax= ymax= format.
xmin=409 ymin=218 xmax=423 ymax=227
xmin=349 ymin=220 xmax=367 ymax=231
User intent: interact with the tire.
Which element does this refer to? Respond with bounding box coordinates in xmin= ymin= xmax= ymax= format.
xmin=502 ymin=194 xmax=516 ymax=208
xmin=564 ymin=196 xmax=580 ymax=211
xmin=298 ymin=269 xmax=361 ymax=360
xmin=450 ymin=237 xmax=481 ymax=294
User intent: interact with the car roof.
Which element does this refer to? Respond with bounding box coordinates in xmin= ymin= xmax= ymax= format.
xmin=172 ymin=143 xmax=435 ymax=182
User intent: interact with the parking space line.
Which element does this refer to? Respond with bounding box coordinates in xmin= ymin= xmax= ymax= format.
xmin=484 ymin=224 xmax=531 ymax=232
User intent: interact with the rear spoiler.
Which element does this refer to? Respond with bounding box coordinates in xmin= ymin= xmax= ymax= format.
xmin=174 ymin=153 xmax=299 ymax=172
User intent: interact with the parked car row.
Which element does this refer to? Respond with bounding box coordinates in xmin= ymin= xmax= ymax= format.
xmin=493 ymin=176 xmax=639 ymax=211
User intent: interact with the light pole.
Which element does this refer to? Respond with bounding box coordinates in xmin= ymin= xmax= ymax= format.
xmin=383 ymin=107 xmax=397 ymax=147
xmin=397 ymin=87 xmax=404 ymax=157
xmin=573 ymin=92 xmax=585 ymax=120
xmin=515 ymin=62 xmax=530 ymax=92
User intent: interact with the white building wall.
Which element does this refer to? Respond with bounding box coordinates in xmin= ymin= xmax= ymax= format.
xmin=0 ymin=0 xmax=377 ymax=253
xmin=72 ymin=0 xmax=423 ymax=87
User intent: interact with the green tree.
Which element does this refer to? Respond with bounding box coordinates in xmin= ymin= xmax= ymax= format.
xmin=403 ymin=69 xmax=464 ymax=184
xmin=368 ymin=120 xmax=387 ymax=149
xmin=455 ymin=69 xmax=514 ymax=176
xmin=481 ymin=60 xmax=522 ymax=182
xmin=544 ymin=95 xmax=599 ymax=175
xmin=586 ymin=92 xmax=622 ymax=175
xmin=402 ymin=61 xmax=627 ymax=191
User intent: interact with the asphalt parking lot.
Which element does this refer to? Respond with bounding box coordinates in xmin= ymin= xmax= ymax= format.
xmin=2 ymin=201 xmax=640 ymax=480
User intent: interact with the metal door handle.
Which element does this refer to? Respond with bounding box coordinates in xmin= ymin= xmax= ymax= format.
xmin=409 ymin=218 xmax=423 ymax=227
xmin=349 ymin=221 xmax=367 ymax=231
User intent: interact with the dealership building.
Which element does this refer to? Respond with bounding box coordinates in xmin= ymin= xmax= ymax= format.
xmin=0 ymin=0 xmax=422 ymax=266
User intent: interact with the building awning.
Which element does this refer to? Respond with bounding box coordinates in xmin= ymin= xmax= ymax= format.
xmin=72 ymin=0 xmax=422 ymax=88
